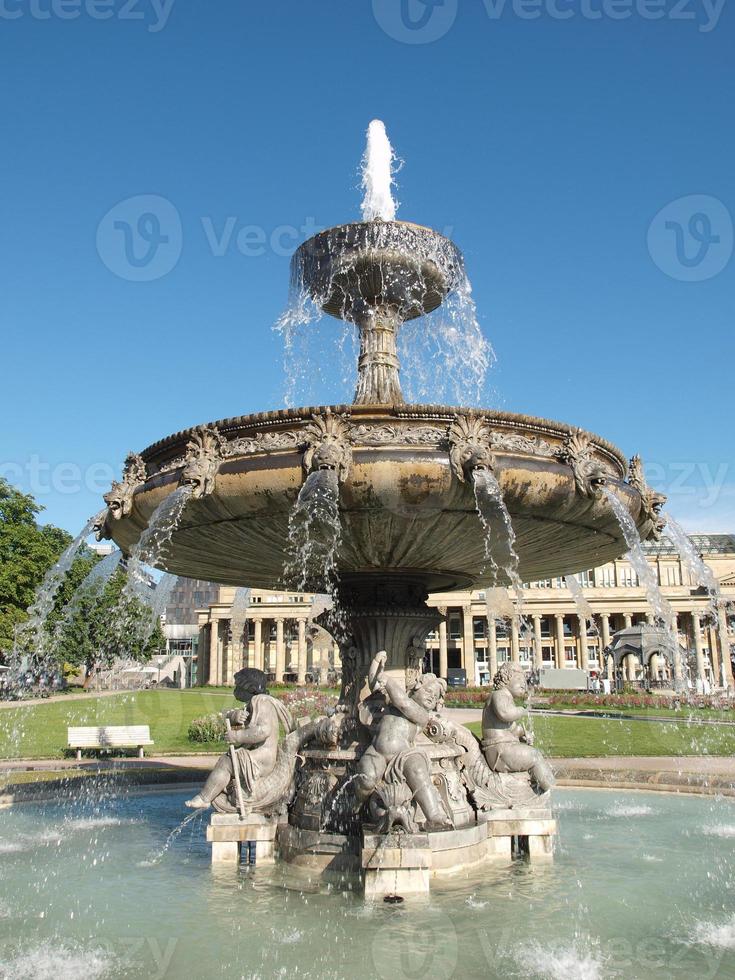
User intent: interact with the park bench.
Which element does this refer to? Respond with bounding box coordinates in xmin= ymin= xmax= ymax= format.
xmin=67 ymin=725 xmax=154 ymax=760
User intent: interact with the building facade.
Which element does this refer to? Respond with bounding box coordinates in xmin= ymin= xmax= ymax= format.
xmin=196 ymin=589 xmax=341 ymax=687
xmin=195 ymin=534 xmax=735 ymax=691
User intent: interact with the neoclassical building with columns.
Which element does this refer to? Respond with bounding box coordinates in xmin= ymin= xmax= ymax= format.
xmin=194 ymin=533 xmax=735 ymax=690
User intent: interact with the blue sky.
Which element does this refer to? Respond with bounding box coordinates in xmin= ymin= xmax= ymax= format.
xmin=1 ymin=0 xmax=733 ymax=535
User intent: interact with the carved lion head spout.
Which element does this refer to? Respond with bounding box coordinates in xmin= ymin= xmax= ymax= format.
xmin=103 ymin=452 xmax=147 ymax=521
xmin=302 ymin=412 xmax=352 ymax=483
xmin=93 ymin=511 xmax=112 ymax=542
xmin=556 ymin=429 xmax=607 ymax=498
xmin=180 ymin=424 xmax=225 ymax=499
xmin=627 ymin=454 xmax=668 ymax=541
xmin=448 ymin=414 xmax=495 ymax=483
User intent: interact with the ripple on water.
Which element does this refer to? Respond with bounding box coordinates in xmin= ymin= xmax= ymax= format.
xmin=605 ymin=803 xmax=654 ymax=818
xmin=701 ymin=825 xmax=735 ymax=838
xmin=689 ymin=915 xmax=735 ymax=950
xmin=513 ymin=942 xmax=605 ymax=980
xmin=0 ymin=945 xmax=114 ymax=980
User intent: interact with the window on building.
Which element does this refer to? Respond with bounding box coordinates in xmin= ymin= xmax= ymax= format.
xmin=662 ymin=565 xmax=681 ymax=587
xmin=597 ymin=566 xmax=616 ymax=588
xmin=542 ymin=647 xmax=554 ymax=664
xmin=449 ymin=615 xmax=461 ymax=640
xmin=540 ymin=616 xmax=552 ymax=638
xmin=496 ymin=620 xmax=509 ymax=639
xmin=476 ymin=648 xmax=487 ymax=663
xmin=619 ymin=566 xmax=639 ymax=588
xmin=473 ymin=617 xmax=486 ymax=639
xmin=497 ymin=647 xmax=509 ymax=663
xmin=520 ymin=646 xmax=532 ymax=663
xmin=578 ymin=570 xmax=594 ymax=588
xmin=564 ymin=647 xmax=576 ymax=664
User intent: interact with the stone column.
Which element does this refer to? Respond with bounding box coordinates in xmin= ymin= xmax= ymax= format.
xmin=577 ymin=615 xmax=587 ymax=671
xmin=438 ymin=618 xmax=448 ymax=680
xmin=462 ymin=604 xmax=476 ymax=685
xmin=709 ymin=623 xmax=721 ymax=685
xmin=510 ymin=617 xmax=520 ymax=665
xmin=275 ymin=618 xmax=285 ymax=683
xmin=624 ymin=614 xmax=633 ymax=629
xmin=717 ymin=603 xmax=734 ymax=691
xmin=671 ymin=614 xmax=682 ymax=687
xmin=297 ymin=618 xmax=307 ymax=685
xmin=487 ymin=616 xmax=498 ymax=679
xmin=252 ymin=619 xmax=263 ymax=672
xmin=600 ymin=614 xmax=613 ymax=680
xmin=532 ymin=615 xmax=543 ymax=671
xmin=554 ymin=615 xmax=565 ymax=669
xmin=223 ymin=623 xmax=233 ymax=686
xmin=207 ymin=619 xmax=220 ymax=686
xmin=692 ymin=612 xmax=706 ymax=684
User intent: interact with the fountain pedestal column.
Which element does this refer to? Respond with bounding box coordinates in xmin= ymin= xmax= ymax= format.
xmin=353 ymin=305 xmax=404 ymax=405
xmin=329 ymin=575 xmax=443 ymax=697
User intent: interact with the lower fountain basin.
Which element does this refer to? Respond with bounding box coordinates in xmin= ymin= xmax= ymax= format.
xmin=2 ymin=788 xmax=732 ymax=979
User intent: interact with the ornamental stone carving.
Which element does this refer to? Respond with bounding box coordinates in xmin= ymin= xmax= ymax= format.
xmin=448 ymin=414 xmax=495 ymax=483
xmin=556 ymin=429 xmax=607 ymax=498
xmin=302 ymin=412 xmax=352 ymax=483
xmin=628 ymin=454 xmax=667 ymax=541
xmin=181 ymin=425 xmax=225 ymax=499
xmin=103 ymin=452 xmax=147 ymax=522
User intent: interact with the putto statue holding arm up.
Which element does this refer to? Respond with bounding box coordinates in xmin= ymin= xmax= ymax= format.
xmin=354 ymin=651 xmax=453 ymax=831
xmin=185 ymin=668 xmax=294 ymax=812
xmin=482 ymin=663 xmax=554 ymax=793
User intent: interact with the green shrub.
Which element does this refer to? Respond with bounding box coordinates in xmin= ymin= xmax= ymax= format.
xmin=187 ymin=713 xmax=227 ymax=743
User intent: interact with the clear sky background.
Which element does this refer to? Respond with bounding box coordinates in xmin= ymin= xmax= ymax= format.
xmin=1 ymin=0 xmax=733 ymax=536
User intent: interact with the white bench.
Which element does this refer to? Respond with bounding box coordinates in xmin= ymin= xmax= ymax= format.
xmin=67 ymin=725 xmax=154 ymax=760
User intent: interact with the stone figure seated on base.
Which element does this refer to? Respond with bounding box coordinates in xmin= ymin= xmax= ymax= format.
xmin=185 ymin=668 xmax=294 ymax=813
xmin=482 ymin=663 xmax=554 ymax=794
xmin=354 ymin=651 xmax=453 ymax=832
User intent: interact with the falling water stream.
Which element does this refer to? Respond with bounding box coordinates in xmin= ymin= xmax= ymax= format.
xmin=228 ymin=586 xmax=252 ymax=660
xmin=664 ymin=513 xmax=723 ymax=619
xmin=283 ymin=470 xmax=345 ymax=639
xmin=603 ymin=487 xmax=677 ymax=640
xmin=565 ymin=574 xmax=599 ymax=636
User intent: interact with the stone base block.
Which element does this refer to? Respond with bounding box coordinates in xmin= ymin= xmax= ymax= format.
xmin=206 ymin=813 xmax=279 ymax=865
xmin=479 ymin=807 xmax=556 ymax=863
xmin=526 ymin=834 xmax=554 ymax=860
xmin=362 ymin=832 xmax=432 ymax=898
xmin=364 ymin=867 xmax=430 ymax=899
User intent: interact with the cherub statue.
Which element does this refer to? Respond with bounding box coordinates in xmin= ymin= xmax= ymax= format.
xmin=482 ymin=663 xmax=554 ymax=793
xmin=354 ymin=651 xmax=453 ymax=832
xmin=185 ymin=668 xmax=294 ymax=811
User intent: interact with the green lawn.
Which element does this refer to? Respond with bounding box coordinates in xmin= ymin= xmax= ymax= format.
xmin=0 ymin=689 xmax=239 ymax=759
xmin=2 ymin=689 xmax=734 ymax=760
xmin=466 ymin=716 xmax=735 ymax=757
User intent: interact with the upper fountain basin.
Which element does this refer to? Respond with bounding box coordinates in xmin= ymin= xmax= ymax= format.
xmin=292 ymin=221 xmax=464 ymax=322
xmin=103 ymin=405 xmax=651 ymax=591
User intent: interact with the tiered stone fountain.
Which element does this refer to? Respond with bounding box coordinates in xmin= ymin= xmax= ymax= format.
xmin=97 ymin=125 xmax=663 ymax=897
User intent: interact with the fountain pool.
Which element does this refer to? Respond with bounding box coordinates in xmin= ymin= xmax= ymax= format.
xmin=1 ymin=788 xmax=733 ymax=979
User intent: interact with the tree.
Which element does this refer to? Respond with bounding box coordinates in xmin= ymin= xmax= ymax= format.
xmin=54 ymin=568 xmax=165 ymax=677
xmin=0 ymin=479 xmax=78 ymax=658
